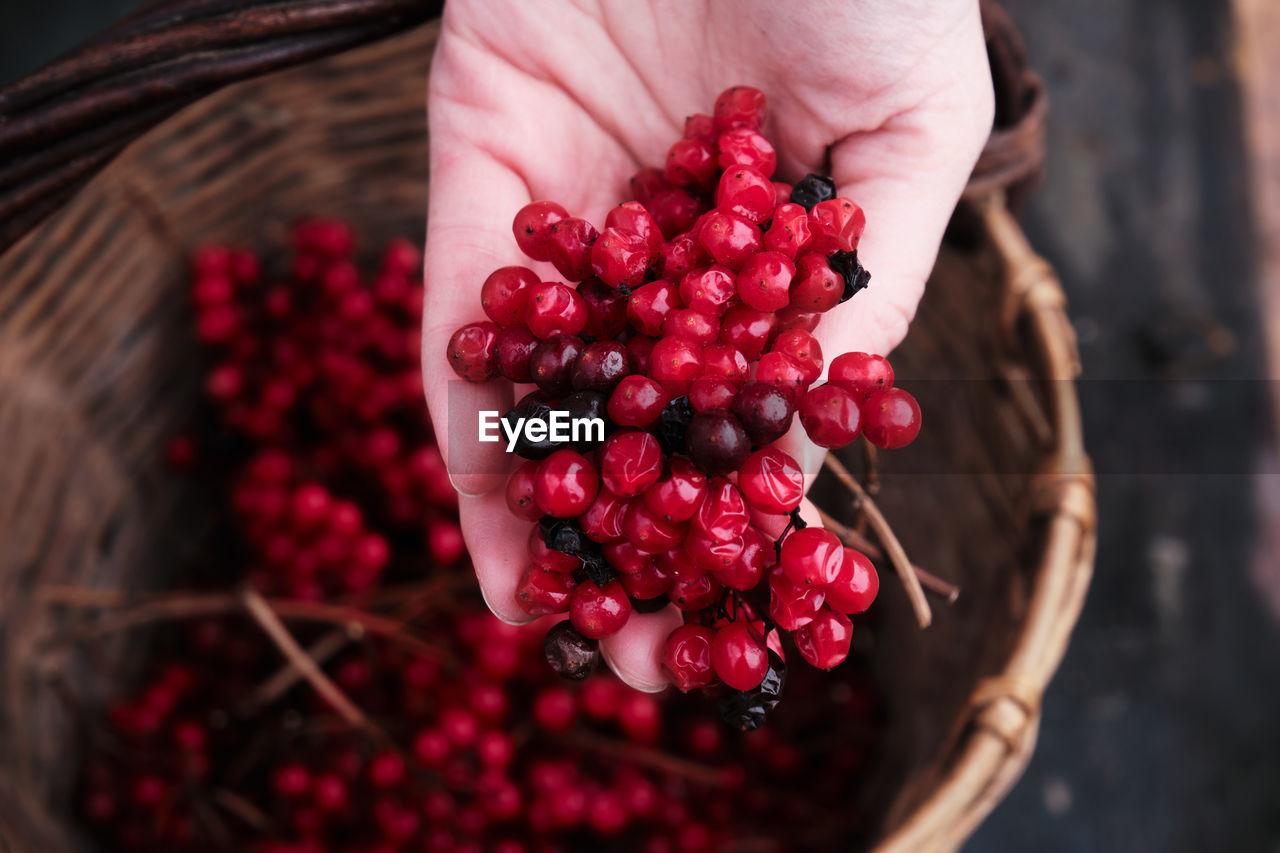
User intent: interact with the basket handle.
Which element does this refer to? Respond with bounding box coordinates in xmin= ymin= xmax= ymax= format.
xmin=0 ymin=0 xmax=440 ymax=252
xmin=0 ymin=0 xmax=1043 ymax=254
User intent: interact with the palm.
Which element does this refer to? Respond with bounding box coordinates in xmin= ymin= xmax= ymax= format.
xmin=422 ymin=0 xmax=993 ymax=689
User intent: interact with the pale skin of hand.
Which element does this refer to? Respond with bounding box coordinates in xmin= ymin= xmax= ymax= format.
xmin=421 ymin=0 xmax=994 ymax=691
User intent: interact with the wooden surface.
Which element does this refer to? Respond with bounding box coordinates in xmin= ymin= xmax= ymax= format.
xmin=970 ymin=2 xmax=1280 ymax=852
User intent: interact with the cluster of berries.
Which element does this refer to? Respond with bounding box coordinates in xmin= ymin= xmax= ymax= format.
xmin=78 ymin=222 xmax=879 ymax=852
xmin=445 ymin=87 xmax=920 ymax=725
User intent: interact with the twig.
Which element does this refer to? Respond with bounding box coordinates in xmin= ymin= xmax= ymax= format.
xmin=861 ymin=437 xmax=881 ymax=496
xmin=234 ymin=630 xmax=352 ymax=718
xmin=823 ymin=454 xmax=932 ymax=628
xmin=556 ymin=730 xmax=729 ymax=786
xmin=211 ymin=788 xmax=273 ymax=834
xmin=816 ymin=508 xmax=960 ymax=605
xmin=38 ymin=587 xmax=454 ymax=664
xmin=239 ymin=586 xmax=379 ymax=736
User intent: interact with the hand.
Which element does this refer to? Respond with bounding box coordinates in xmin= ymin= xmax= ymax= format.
xmin=421 ymin=0 xmax=994 ymax=690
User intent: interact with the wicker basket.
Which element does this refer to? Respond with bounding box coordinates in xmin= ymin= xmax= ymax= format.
xmin=0 ymin=3 xmax=1094 ymax=851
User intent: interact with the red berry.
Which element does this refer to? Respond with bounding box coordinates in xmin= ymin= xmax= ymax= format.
xmin=622 ymin=501 xmax=689 ymax=554
xmin=627 ymin=280 xmax=682 ymax=336
xmin=665 ymin=139 xmax=718 ymax=189
xmin=592 ymin=226 xmax=651 ymax=288
xmin=768 ymin=567 xmax=826 ymax=630
xmin=515 ymin=565 xmax=574 ymax=616
xmin=642 ymin=458 xmax=708 ymax=522
xmin=692 ymin=478 xmax=750 ymax=541
xmin=719 ymin=305 xmax=778 ymax=361
xmin=578 ymin=276 xmax=629 ymax=339
xmin=669 ymin=570 xmax=723 ymax=610
xmin=713 ymin=86 xmax=766 ymax=132
xmin=755 ymin=351 xmax=808 ymax=404
xmin=530 ymin=334 xmax=585 ymax=395
xmin=570 ymin=580 xmax=632 ymax=639
xmin=763 ymin=203 xmax=812 ymax=259
xmin=513 ymin=201 xmax=569 ymax=261
xmin=736 ymin=251 xmax=795 ymax=312
xmin=525 ymin=282 xmax=587 ymax=339
xmin=739 ymin=447 xmax=804 ymax=514
xmin=368 ymin=751 xmax=406 ymax=787
xmin=861 ymin=387 xmax=922 ymax=449
xmin=794 ymin=608 xmax=854 ymax=669
xmin=710 ymin=622 xmax=768 ymax=690
xmin=712 ymin=526 xmax=768 ymax=591
xmin=481 ymin=266 xmax=540 ymax=325
xmin=494 ymin=323 xmax=539 ymax=382
xmin=779 ymin=527 xmax=843 ymax=586
xmin=580 ymin=487 xmax=630 ymax=543
xmin=534 ymin=449 xmax=599 ymax=517
xmin=660 ymin=233 xmax=709 ymax=279
xmin=798 ymin=384 xmax=862 ymax=448
xmin=600 ymin=431 xmax=663 ymax=498
xmin=618 ymin=553 xmax=672 ymax=599
xmin=446 ymin=321 xmax=499 ymax=381
xmin=789 ymin=254 xmax=843 ymax=312
xmin=685 ymin=409 xmax=751 ymax=476
xmin=572 ymin=341 xmax=633 ymax=393
xmin=505 ymin=461 xmax=543 ymax=522
xmin=701 ymin=344 xmax=749 ymax=383
xmin=775 ymin=305 xmax=820 ymax=333
xmin=770 ymin=329 xmax=823 ymax=384
xmin=647 ymin=189 xmax=702 ymax=240
xmin=529 ymin=525 xmax=580 ymax=572
xmin=829 ymin=351 xmax=894 ymax=402
xmin=606 ymin=201 xmax=664 ymax=257
xmin=608 ymin=375 xmax=670 ymax=427
xmin=826 ymin=547 xmax=879 ymax=614
xmin=649 ymin=337 xmax=704 ymax=396
xmin=689 ymin=376 xmax=738 ymax=411
xmin=808 ymin=198 xmax=866 ymax=254
xmin=546 ymin=217 xmax=600 ymax=281
xmin=698 ymin=211 xmax=763 ymax=270
xmin=683 ymin=112 xmax=718 ymax=143
xmin=716 ymin=167 xmax=775 ymax=224
xmin=533 ymin=688 xmax=576 ymax=731
xmin=662 ymin=624 xmax=717 ymax=691
xmin=630 ymin=167 xmax=669 ymax=204
xmin=685 ymin=530 xmax=744 ymax=573
xmin=679 ymin=266 xmax=737 ymax=316
xmin=717 ymin=128 xmax=777 ymax=176
xmin=273 ymin=763 xmax=310 ymax=798
xmin=663 ymin=308 xmax=720 ymax=347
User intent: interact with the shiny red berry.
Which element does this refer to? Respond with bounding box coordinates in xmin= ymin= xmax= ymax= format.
xmin=713 ymin=526 xmax=769 ymax=590
xmin=627 ymin=280 xmax=681 ymax=336
xmin=717 ymin=128 xmax=777 ymax=176
xmin=630 ymin=167 xmax=669 ymax=204
xmin=768 ymin=567 xmax=827 ymax=630
xmin=713 ymin=86 xmax=767 ymax=132
xmin=600 ymin=430 xmax=663 ymax=497
xmin=530 ymin=334 xmax=585 ymax=396
xmin=693 ymin=478 xmax=750 ymax=541
xmin=534 ymin=449 xmax=599 ymax=517
xmin=808 ymin=198 xmax=866 ymax=254
xmin=580 ymin=487 xmax=630 ymax=543
xmin=861 ymin=387 xmax=922 ymax=449
xmin=736 ymin=251 xmax=796 ymax=312
xmin=592 ymin=226 xmax=651 ymax=289
xmin=647 ymin=189 xmax=702 ymax=240
xmin=622 ymin=500 xmax=689 ymax=554
xmin=578 ymin=276 xmax=629 ymax=339
xmin=494 ymin=324 xmax=539 ymax=382
xmin=719 ymin=305 xmax=778 ymax=361
xmin=663 ymin=624 xmax=717 ymax=691
xmin=570 ymin=580 xmax=632 ymax=639
xmin=829 ymin=351 xmax=894 ymax=402
xmin=525 ymin=282 xmax=588 ymax=339
xmin=679 ymin=266 xmax=737 ymax=316
xmin=715 ymin=167 xmax=775 ymax=224
xmin=663 ymin=308 xmax=720 ymax=347
xmin=789 ymin=253 xmax=843 ymax=312
xmin=779 ymin=527 xmax=843 ymax=586
xmin=711 ymin=621 xmax=768 ymax=690
xmin=660 ymin=233 xmax=709 ymax=279
xmin=684 ymin=112 xmax=718 ymax=143
xmin=572 ymin=341 xmax=633 ymax=393
xmin=698 ymin=211 xmax=763 ymax=270
xmin=689 ymin=376 xmax=739 ymax=411
xmin=826 ymin=547 xmax=879 ymax=613
xmin=739 ymin=447 xmax=804 ymax=513
xmin=481 ymin=266 xmax=540 ymax=325
xmin=669 ymin=570 xmax=723 ymax=610
xmin=763 ymin=203 xmax=812 ymax=259
xmin=545 ymin=217 xmax=600 ymax=281
xmin=798 ymin=384 xmax=862 ymax=448
xmin=665 ymin=139 xmax=718 ymax=189
xmin=755 ymin=351 xmax=808 ymax=403
xmin=505 ymin=460 xmax=542 ymax=521
xmin=447 ymin=321 xmax=499 ymax=381
xmin=649 ymin=336 xmax=705 ymax=396
xmin=608 ymin=375 xmax=669 ymax=427
xmin=770 ymin=329 xmax=823 ymax=384
xmin=794 ymin=607 xmax=854 ymax=669
xmin=513 ymin=201 xmax=569 ymax=261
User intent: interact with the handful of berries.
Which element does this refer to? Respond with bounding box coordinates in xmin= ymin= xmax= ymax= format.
xmin=446 ymin=86 xmax=921 ymax=728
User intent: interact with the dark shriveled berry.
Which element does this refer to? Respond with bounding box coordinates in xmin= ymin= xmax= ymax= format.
xmin=828 ymin=250 xmax=871 ymax=304
xmin=539 ymin=516 xmax=615 ymax=585
xmin=789 ymin=173 xmax=837 ymax=211
xmin=686 ymin=409 xmax=751 ymax=476
xmin=543 ymin=621 xmax=600 ymax=681
xmin=502 ymin=399 xmax=560 ymax=459
xmin=718 ymin=650 xmax=786 ymax=731
xmin=562 ymin=390 xmax=610 ymax=451
xmin=656 ymin=395 xmax=694 ymax=456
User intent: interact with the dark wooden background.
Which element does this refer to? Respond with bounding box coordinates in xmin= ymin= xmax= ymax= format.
xmin=4 ymin=2 xmax=1279 ymax=851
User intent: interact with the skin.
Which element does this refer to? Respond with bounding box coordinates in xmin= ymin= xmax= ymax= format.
xmin=422 ymin=0 xmax=994 ymax=691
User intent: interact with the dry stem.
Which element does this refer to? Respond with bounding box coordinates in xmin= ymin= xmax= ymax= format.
xmin=556 ymin=730 xmax=729 ymax=786
xmin=823 ymin=454 xmax=933 ymax=628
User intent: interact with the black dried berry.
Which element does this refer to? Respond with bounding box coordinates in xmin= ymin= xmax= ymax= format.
xmin=718 ymin=650 xmax=787 ymax=731
xmin=561 ymin=390 xmax=610 ymax=451
xmin=789 ymin=173 xmax=837 ymax=211
xmin=656 ymin=395 xmax=694 ymax=455
xmin=543 ymin=621 xmax=600 ymax=681
xmin=502 ymin=398 xmax=563 ymax=459
xmin=539 ymin=516 xmax=615 ymax=585
xmin=829 ymin=250 xmax=871 ymax=304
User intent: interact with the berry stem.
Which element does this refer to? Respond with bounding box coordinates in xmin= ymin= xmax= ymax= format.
xmin=239 ymin=586 xmax=381 ymax=736
xmin=822 ymin=454 xmax=932 ymax=628
xmin=815 ymin=507 xmax=959 ymax=604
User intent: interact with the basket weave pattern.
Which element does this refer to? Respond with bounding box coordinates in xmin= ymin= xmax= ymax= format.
xmin=0 ymin=5 xmax=1094 ymax=852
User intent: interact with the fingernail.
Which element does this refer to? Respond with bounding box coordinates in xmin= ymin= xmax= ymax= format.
xmin=447 ymin=468 xmax=487 ymax=499
xmin=600 ymin=645 xmax=668 ymax=694
xmin=478 ymin=584 xmax=536 ymax=627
